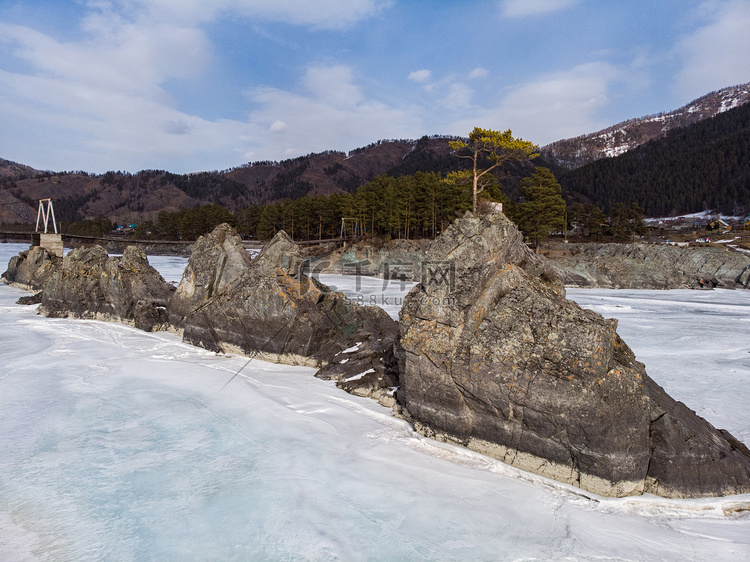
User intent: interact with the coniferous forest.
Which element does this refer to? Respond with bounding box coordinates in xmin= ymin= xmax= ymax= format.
xmin=558 ymin=101 xmax=750 ymax=216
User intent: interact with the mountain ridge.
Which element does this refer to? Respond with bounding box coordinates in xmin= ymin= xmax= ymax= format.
xmin=0 ymin=137 xmax=461 ymax=224
xmin=542 ymin=82 xmax=750 ymax=170
xmin=3 ymin=82 xmax=750 ymax=224
xmin=558 ymin=99 xmax=750 ymax=216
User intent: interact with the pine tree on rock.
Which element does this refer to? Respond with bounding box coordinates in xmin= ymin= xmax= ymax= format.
xmin=449 ymin=127 xmax=538 ymax=212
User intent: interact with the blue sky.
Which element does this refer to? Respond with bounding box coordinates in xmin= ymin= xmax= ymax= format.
xmin=1 ymin=0 xmax=750 ymax=174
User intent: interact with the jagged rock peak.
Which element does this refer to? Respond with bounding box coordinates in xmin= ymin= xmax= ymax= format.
xmin=253 ymin=229 xmax=304 ymax=277
xmin=396 ymin=210 xmax=750 ymax=498
xmin=1 ymin=245 xmax=61 ymax=291
xmin=173 ymin=224 xmax=400 ymax=406
xmin=169 ymin=223 xmax=253 ymax=328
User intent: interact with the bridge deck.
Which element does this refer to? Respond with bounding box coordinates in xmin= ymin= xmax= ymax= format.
xmin=0 ymin=230 xmax=349 ymax=249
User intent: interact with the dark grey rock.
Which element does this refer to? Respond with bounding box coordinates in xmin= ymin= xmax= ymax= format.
xmin=396 ymin=211 xmax=750 ymax=498
xmin=168 ymin=223 xmax=253 ymax=328
xmin=39 ymin=245 xmax=174 ymax=332
xmin=1 ymin=246 xmax=61 ymax=290
xmin=16 ymin=292 xmax=43 ymax=305
xmin=173 ymin=226 xmax=400 ymax=406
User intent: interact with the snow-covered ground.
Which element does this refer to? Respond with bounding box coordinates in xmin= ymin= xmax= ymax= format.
xmin=645 ymin=209 xmax=749 ymax=223
xmin=2 ymin=243 xmax=750 ymax=561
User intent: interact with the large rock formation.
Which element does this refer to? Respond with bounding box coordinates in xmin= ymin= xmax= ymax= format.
xmin=168 ymin=223 xmax=254 ymax=328
xmin=1 ymin=245 xmax=61 ymax=291
xmin=39 ymin=245 xmax=174 ymax=332
xmin=170 ymin=226 xmax=400 ymax=406
xmin=551 ymin=242 xmax=750 ymax=289
xmin=396 ymin=211 xmax=750 ymax=498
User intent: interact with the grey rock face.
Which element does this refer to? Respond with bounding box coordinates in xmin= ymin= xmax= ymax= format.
xmin=1 ymin=246 xmax=61 ymax=290
xmin=169 ymin=223 xmax=253 ymax=328
xmin=39 ymin=245 xmax=174 ymax=332
xmin=552 ymin=243 xmax=750 ymax=289
xmin=172 ymin=226 xmax=400 ymax=406
xmin=396 ymin=211 xmax=750 ymax=498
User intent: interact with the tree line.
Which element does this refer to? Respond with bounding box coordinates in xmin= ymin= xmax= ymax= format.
xmin=62 ymin=167 xmax=643 ymax=245
xmin=57 ymin=127 xmax=646 ymax=245
xmin=140 ymin=171 xmax=474 ymax=241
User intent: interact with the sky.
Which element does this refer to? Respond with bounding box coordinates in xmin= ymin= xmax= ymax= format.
xmin=1 ymin=0 xmax=750 ymax=174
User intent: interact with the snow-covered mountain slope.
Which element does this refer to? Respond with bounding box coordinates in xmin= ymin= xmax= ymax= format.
xmin=542 ymin=82 xmax=750 ymax=169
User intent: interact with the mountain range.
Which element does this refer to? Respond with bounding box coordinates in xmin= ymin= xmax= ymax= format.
xmin=1 ymin=82 xmax=749 ymax=224
xmin=0 ymin=137 xmax=462 ymax=225
xmin=558 ymin=94 xmax=750 ymax=216
xmin=541 ymin=82 xmax=750 ymax=169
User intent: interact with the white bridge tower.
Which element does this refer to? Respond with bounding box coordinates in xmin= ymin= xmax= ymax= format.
xmin=31 ymin=199 xmax=64 ymax=257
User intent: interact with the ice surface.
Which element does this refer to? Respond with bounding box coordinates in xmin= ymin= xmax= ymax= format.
xmin=2 ymin=242 xmax=750 ymax=560
xmin=146 ymin=255 xmax=192 ymax=286
xmin=318 ymin=273 xmax=417 ymax=320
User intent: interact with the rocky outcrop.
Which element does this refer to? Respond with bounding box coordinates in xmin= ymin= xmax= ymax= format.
xmin=39 ymin=245 xmax=175 ymax=332
xmin=171 ymin=226 xmax=400 ymax=406
xmin=169 ymin=223 xmax=254 ymax=328
xmin=66 ymin=239 xmax=196 ymax=257
xmin=396 ymin=211 xmax=750 ymax=498
xmin=551 ymin=243 xmax=750 ymax=289
xmin=1 ymin=246 xmax=61 ymax=290
xmin=309 ymin=238 xmax=430 ymax=281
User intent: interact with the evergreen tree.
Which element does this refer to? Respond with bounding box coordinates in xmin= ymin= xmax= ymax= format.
xmin=569 ymin=203 xmax=607 ymax=239
xmin=449 ymin=127 xmax=539 ymax=212
xmin=514 ymin=167 xmax=566 ymax=250
xmin=609 ymin=202 xmax=646 ymax=242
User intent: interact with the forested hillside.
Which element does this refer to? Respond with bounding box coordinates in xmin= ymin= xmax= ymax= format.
xmin=0 ymin=134 xmax=546 ymax=226
xmin=558 ymin=101 xmax=750 ymax=216
xmin=5 ymin=81 xmax=750 ymax=231
xmin=542 ymin=82 xmax=750 ymax=170
xmin=0 ymin=137 xmax=470 ymax=225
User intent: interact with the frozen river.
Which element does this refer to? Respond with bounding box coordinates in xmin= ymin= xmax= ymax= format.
xmin=2 ymin=242 xmax=750 ymax=560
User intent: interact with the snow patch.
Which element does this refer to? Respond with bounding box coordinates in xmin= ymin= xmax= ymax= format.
xmin=344 ymin=369 xmax=375 ymax=382
xmin=340 ymin=343 xmax=362 ymax=354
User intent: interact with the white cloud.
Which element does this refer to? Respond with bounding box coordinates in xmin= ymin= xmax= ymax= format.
xmin=468 ymin=67 xmax=488 ymax=80
xmin=408 ymin=69 xmax=432 ymax=83
xmin=164 ymin=120 xmax=193 ymax=135
xmin=243 ymin=64 xmax=423 ymax=159
xmin=269 ymin=120 xmax=288 ymax=133
xmin=302 ymin=65 xmax=363 ymax=107
xmin=449 ymin=62 xmax=623 ymax=145
xmin=440 ymin=83 xmax=475 ymax=109
xmin=0 ymin=4 xmax=229 ymax=172
xmin=0 ymin=65 xmax=247 ymax=172
xmin=0 ymin=17 xmax=211 ymax=94
xmin=501 ymin=0 xmax=579 ymax=18
xmin=0 ymin=0 xmax=399 ymax=173
xmin=674 ymin=0 xmax=750 ymax=100
xmin=130 ymin=0 xmax=393 ymax=29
